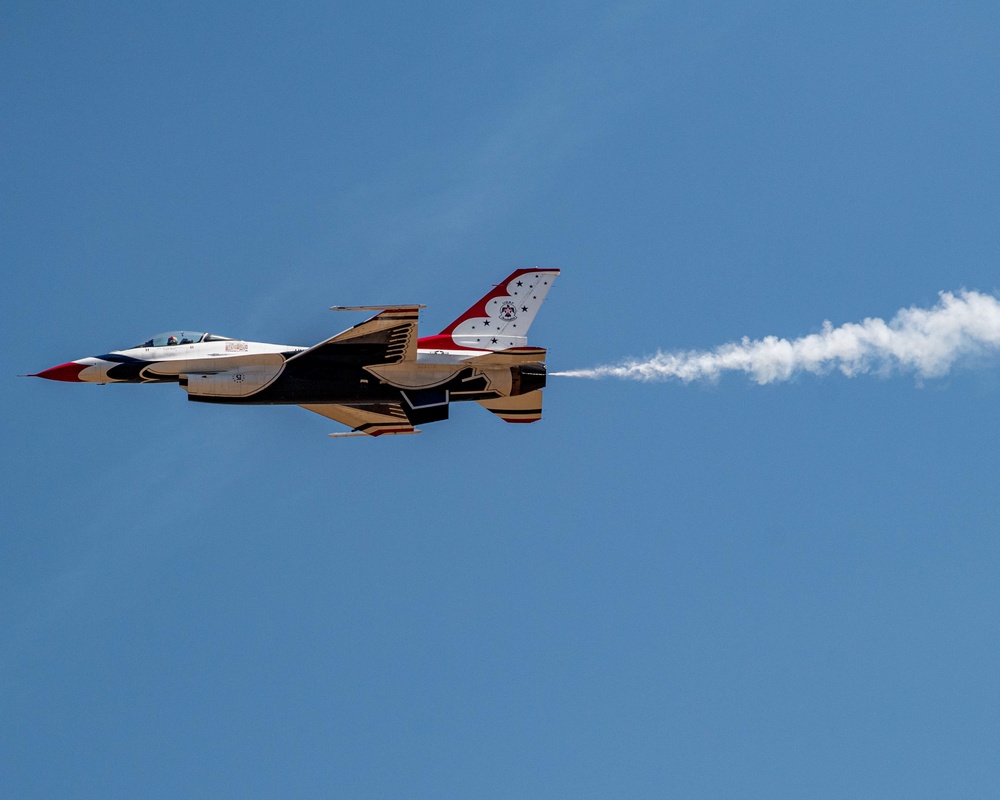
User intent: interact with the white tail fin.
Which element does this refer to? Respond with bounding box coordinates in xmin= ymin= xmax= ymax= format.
xmin=418 ymin=267 xmax=559 ymax=351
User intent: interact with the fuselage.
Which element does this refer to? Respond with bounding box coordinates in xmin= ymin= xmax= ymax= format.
xmin=33 ymin=330 xmax=545 ymax=408
xmin=30 ymin=266 xmax=559 ymax=435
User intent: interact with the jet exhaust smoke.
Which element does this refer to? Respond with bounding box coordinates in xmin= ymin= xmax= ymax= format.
xmin=553 ymin=290 xmax=1000 ymax=384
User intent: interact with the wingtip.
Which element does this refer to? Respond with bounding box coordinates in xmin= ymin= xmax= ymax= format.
xmin=328 ymin=428 xmax=422 ymax=438
xmin=330 ymin=304 xmax=426 ymax=312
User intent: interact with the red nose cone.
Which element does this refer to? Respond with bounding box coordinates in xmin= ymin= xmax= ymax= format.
xmin=33 ymin=361 xmax=87 ymax=382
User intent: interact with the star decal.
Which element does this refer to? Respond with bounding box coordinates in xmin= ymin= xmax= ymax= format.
xmin=521 ymin=306 xmax=528 ymax=312
xmin=491 ymin=338 xmax=498 ymax=344
xmin=483 ymin=320 xmax=490 ymax=326
xmin=516 ymin=281 xmax=523 ymax=287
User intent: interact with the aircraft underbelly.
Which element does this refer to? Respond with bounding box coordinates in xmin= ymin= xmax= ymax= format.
xmin=185 ymin=363 xmax=397 ymax=405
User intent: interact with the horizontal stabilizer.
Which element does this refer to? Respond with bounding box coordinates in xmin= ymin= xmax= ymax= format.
xmin=476 ymin=389 xmax=544 ymax=424
xmin=300 ymin=402 xmax=418 ymax=436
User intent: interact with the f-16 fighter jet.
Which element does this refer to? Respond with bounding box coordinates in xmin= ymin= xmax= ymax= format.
xmin=30 ymin=268 xmax=559 ymax=437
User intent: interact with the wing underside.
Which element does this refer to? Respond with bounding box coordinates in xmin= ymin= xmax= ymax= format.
xmin=299 ymin=402 xmax=419 ymax=437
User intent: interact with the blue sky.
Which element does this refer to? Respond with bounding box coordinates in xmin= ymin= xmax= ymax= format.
xmin=4 ymin=2 xmax=1000 ymax=797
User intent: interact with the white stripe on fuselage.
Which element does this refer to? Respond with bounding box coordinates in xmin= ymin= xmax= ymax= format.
xmin=129 ymin=341 xmax=304 ymax=376
xmin=80 ymin=342 xmax=496 ymax=383
xmin=83 ymin=340 xmax=305 ymax=383
xmin=415 ymin=348 xmax=492 ymax=364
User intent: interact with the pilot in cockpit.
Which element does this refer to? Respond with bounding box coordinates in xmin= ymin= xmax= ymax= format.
xmin=167 ymin=336 xmax=178 ymax=346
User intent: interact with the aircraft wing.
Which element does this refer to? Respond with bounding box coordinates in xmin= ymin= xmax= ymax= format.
xmin=287 ymin=306 xmax=421 ymax=365
xmin=299 ymin=402 xmax=420 ymax=437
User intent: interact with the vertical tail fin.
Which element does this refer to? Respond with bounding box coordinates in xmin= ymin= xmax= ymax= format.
xmin=418 ymin=267 xmax=560 ymax=351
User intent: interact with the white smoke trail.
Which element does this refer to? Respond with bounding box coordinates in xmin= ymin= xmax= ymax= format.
xmin=553 ymin=290 xmax=1000 ymax=384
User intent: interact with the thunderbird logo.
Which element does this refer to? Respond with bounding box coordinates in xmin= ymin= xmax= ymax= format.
xmin=498 ymin=302 xmax=518 ymax=321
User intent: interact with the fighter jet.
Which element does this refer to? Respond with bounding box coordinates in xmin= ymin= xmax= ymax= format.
xmin=30 ymin=268 xmax=559 ymax=436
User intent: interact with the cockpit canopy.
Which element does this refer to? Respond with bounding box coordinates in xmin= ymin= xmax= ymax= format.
xmin=131 ymin=331 xmax=234 ymax=348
